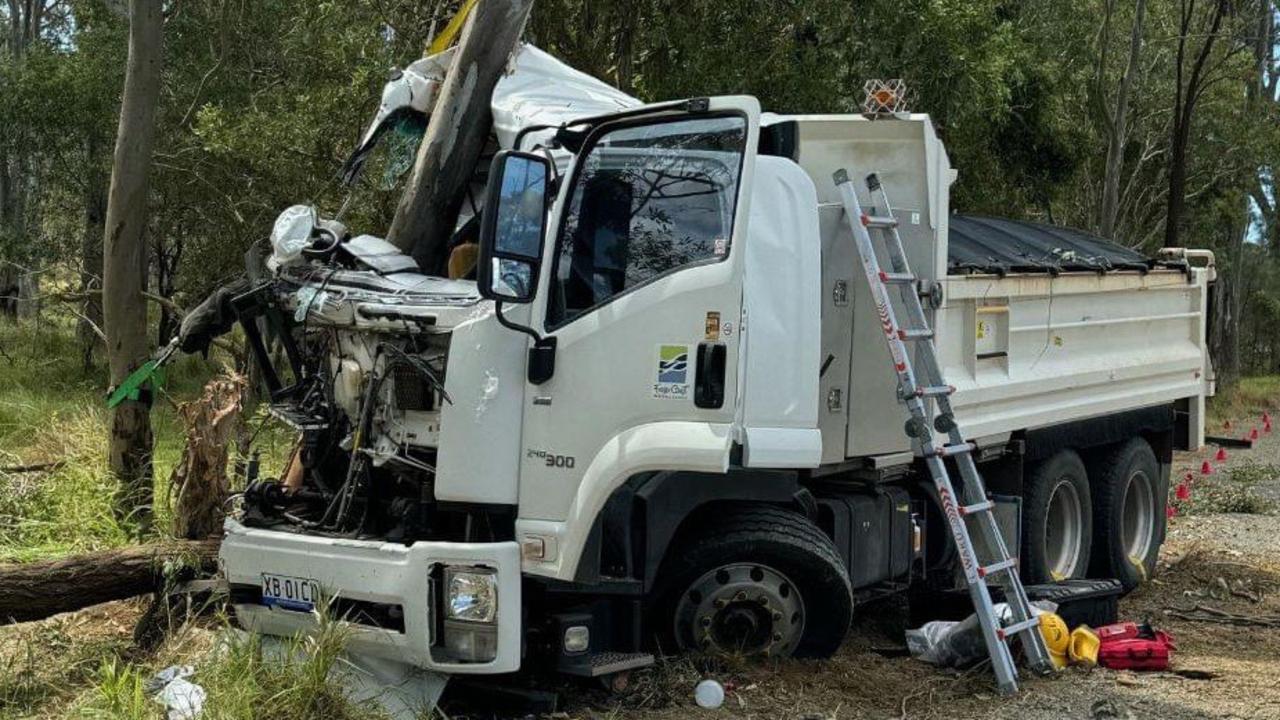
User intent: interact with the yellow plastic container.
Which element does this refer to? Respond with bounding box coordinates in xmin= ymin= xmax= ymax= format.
xmin=1038 ymin=612 xmax=1070 ymax=670
xmin=1069 ymin=625 xmax=1100 ymax=667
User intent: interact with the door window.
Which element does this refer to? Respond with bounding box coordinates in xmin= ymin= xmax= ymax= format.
xmin=548 ymin=115 xmax=747 ymax=326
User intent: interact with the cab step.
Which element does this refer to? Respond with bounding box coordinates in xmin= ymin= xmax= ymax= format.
xmin=559 ymin=651 xmax=655 ymax=678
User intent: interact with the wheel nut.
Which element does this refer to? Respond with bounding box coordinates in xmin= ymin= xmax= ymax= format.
xmin=773 ymin=632 xmax=784 ymax=642
xmin=713 ymin=598 xmax=727 ymax=609
xmin=733 ymin=591 xmax=747 ymax=602
xmin=700 ymin=616 xmax=713 ymax=628
xmin=757 ymin=594 xmax=769 ymax=604
xmin=771 ymin=610 xmax=783 ymax=622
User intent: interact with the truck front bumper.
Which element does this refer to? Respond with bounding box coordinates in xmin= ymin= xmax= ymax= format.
xmin=219 ymin=519 xmax=522 ymax=674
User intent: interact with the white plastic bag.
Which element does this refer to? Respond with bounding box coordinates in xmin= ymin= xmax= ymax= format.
xmin=147 ymin=665 xmax=205 ymax=720
xmin=905 ymin=601 xmax=1058 ymax=667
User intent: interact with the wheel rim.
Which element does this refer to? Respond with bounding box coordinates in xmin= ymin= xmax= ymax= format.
xmin=1044 ymin=478 xmax=1084 ymax=579
xmin=673 ymin=563 xmax=805 ymax=657
xmin=1121 ymin=469 xmax=1155 ymax=567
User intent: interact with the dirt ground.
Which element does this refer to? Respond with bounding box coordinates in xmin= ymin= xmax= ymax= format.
xmin=546 ymin=420 xmax=1280 ymax=720
xmin=5 ymin=418 xmax=1280 ymax=719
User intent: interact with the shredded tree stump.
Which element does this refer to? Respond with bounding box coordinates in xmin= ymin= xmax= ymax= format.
xmin=169 ymin=372 xmax=247 ymax=540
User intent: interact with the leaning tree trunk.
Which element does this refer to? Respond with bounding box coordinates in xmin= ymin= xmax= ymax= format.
xmin=103 ymin=0 xmax=164 ymax=533
xmin=386 ymin=0 xmax=536 ymax=274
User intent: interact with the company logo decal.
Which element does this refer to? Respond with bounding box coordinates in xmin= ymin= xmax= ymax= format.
xmin=654 ymin=344 xmax=691 ymax=399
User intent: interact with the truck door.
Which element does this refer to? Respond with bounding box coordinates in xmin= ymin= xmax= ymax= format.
xmin=518 ymin=98 xmax=760 ymax=543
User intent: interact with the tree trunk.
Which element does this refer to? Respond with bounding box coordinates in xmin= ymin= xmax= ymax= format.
xmin=0 ymin=540 xmax=218 ymax=625
xmin=1163 ymin=0 xmax=1228 ymax=248
xmin=103 ymin=0 xmax=163 ymax=533
xmin=1099 ymin=0 xmax=1145 ymax=240
xmin=386 ymin=0 xmax=536 ymax=274
xmin=80 ymin=136 xmax=108 ymax=369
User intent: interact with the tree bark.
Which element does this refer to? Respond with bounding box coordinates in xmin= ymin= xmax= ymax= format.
xmin=1099 ymin=0 xmax=1145 ymax=240
xmin=103 ymin=0 xmax=163 ymax=533
xmin=80 ymin=136 xmax=108 ymax=369
xmin=386 ymin=0 xmax=536 ymax=274
xmin=170 ymin=374 xmax=245 ymax=540
xmin=0 ymin=540 xmax=218 ymax=625
xmin=1163 ymin=0 xmax=1228 ymax=248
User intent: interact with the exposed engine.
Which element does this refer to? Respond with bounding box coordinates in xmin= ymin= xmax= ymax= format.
xmin=226 ymin=212 xmax=510 ymax=545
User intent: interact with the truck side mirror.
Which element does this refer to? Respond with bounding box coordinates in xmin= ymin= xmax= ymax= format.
xmin=477 ymin=151 xmax=552 ymax=304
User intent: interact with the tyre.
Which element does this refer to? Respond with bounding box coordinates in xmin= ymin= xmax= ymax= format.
xmin=653 ymin=506 xmax=853 ymax=659
xmin=1021 ymin=450 xmax=1093 ymax=584
xmin=1088 ymin=438 xmax=1162 ymax=591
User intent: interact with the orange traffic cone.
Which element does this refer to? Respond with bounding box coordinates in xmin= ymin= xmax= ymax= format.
xmin=1251 ymin=427 xmax=1260 ymax=441
xmin=1166 ymin=504 xmax=1178 ymax=518
xmin=1175 ymin=482 xmax=1191 ymax=501
xmin=1215 ymin=446 xmax=1228 ymax=463
xmin=1201 ymin=460 xmax=1214 ymax=476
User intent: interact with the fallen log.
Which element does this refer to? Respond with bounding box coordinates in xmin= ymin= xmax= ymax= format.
xmin=0 ymin=538 xmax=218 ymax=625
xmin=0 ymin=461 xmax=64 ymax=473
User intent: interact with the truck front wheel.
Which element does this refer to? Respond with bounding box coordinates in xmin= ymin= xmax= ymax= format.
xmin=1089 ymin=438 xmax=1162 ymax=591
xmin=1021 ymin=450 xmax=1093 ymax=583
xmin=654 ymin=506 xmax=853 ymax=659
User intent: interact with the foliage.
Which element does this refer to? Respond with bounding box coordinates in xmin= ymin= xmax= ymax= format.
xmin=0 ymin=316 xmax=294 ymax=561
xmin=0 ymin=0 xmax=1276 ymax=366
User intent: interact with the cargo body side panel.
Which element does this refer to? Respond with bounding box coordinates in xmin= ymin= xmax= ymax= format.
xmin=937 ymin=270 xmax=1210 ymax=446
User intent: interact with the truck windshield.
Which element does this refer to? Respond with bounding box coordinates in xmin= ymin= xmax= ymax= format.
xmin=548 ymin=114 xmax=747 ymax=326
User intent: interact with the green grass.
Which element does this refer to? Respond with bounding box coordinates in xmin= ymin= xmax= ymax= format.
xmin=71 ymin=613 xmax=397 ymax=720
xmin=1206 ymin=375 xmax=1280 ymax=427
xmin=0 ymin=318 xmax=293 ymax=562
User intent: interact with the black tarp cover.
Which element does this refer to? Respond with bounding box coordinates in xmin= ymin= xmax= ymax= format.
xmin=948 ymin=215 xmax=1160 ymax=276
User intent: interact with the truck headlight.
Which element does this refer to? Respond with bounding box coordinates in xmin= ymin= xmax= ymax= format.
xmin=445 ymin=567 xmax=497 ymax=623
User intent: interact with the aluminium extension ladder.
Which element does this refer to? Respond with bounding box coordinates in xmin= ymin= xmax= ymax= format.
xmin=833 ymin=169 xmax=1055 ymax=695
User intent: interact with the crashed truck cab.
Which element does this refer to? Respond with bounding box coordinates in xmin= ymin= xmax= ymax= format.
xmin=218 ymin=264 xmax=528 ymax=671
xmin=219 ymin=92 xmax=804 ymax=674
xmin=219 ymin=46 xmax=1215 ymax=683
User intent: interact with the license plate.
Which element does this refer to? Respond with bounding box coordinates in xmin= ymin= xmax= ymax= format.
xmin=261 ymin=573 xmax=320 ymax=612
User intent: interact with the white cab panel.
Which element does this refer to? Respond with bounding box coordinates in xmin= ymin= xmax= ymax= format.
xmin=739 ymin=155 xmax=822 ymax=467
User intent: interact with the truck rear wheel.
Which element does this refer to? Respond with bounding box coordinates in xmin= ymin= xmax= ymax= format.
xmin=654 ymin=506 xmax=853 ymax=659
xmin=1021 ymin=450 xmax=1093 ymax=583
xmin=1089 ymin=438 xmax=1161 ymax=591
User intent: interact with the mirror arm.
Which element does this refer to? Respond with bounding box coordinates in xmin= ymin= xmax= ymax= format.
xmin=496 ymin=300 xmax=557 ymax=385
xmin=494 ymin=300 xmax=543 ymax=344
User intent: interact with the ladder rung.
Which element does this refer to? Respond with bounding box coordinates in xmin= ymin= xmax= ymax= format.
xmin=912 ymin=384 xmax=954 ymax=398
xmin=897 ymin=328 xmax=935 ymax=341
xmin=923 ymin=442 xmax=975 ymax=458
xmin=997 ymin=615 xmax=1041 ymax=642
xmin=959 ymin=499 xmax=994 ymax=516
xmin=977 ymin=557 xmax=1017 ymax=579
xmin=878 ymin=270 xmax=915 ymax=284
xmin=861 ymin=213 xmax=898 ymax=229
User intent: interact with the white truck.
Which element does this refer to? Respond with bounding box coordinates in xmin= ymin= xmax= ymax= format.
xmin=218 ymin=46 xmax=1214 ymax=685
